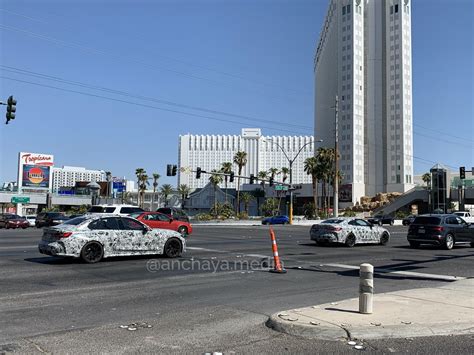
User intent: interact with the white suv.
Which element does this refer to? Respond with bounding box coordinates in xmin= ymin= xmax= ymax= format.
xmin=88 ymin=205 xmax=144 ymax=216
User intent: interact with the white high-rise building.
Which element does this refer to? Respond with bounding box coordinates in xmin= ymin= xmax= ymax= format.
xmin=52 ymin=166 xmax=106 ymax=191
xmin=178 ymin=128 xmax=314 ymax=189
xmin=314 ymin=0 xmax=414 ymax=204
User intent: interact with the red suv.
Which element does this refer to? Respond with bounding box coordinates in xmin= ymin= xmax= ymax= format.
xmin=130 ymin=212 xmax=192 ymax=237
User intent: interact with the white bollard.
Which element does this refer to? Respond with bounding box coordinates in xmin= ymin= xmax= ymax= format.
xmin=359 ymin=263 xmax=374 ymax=314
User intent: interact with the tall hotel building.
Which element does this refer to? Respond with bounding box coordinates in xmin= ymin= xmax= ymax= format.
xmin=178 ymin=128 xmax=314 ymax=189
xmin=315 ymin=0 xmax=414 ymax=204
xmin=52 ymin=166 xmax=106 ymax=191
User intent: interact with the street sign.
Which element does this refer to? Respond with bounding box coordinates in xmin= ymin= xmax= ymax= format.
xmin=275 ymin=185 xmax=288 ymax=191
xmin=11 ymin=196 xmax=30 ymax=204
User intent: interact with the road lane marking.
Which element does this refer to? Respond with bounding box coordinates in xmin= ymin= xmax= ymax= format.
xmin=321 ymin=263 xmax=466 ymax=281
xmin=0 ymin=245 xmax=37 ymax=250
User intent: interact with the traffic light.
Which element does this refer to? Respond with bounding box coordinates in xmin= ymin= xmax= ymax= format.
xmin=196 ymin=167 xmax=202 ymax=179
xmin=460 ymin=167 xmax=466 ymax=180
xmin=5 ymin=95 xmax=16 ymax=124
xmin=269 ymin=177 xmax=274 ymax=186
xmin=229 ymin=171 xmax=235 ymax=183
xmin=249 ymin=174 xmax=255 ymax=184
xmin=166 ymin=164 xmax=173 ymax=176
xmin=172 ymin=165 xmax=177 ymax=176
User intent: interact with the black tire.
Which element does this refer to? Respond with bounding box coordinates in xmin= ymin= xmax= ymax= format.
xmin=345 ymin=234 xmax=356 ymax=247
xmin=471 ymin=242 xmax=474 ymax=248
xmin=379 ymin=232 xmax=390 ymax=246
xmin=80 ymin=241 xmax=104 ymax=263
xmin=444 ymin=234 xmax=455 ymax=250
xmin=164 ymin=238 xmax=182 ymax=258
xmin=409 ymin=241 xmax=420 ymax=248
xmin=177 ymin=226 xmax=188 ymax=237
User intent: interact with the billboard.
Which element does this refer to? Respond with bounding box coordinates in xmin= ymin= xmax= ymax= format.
xmin=22 ymin=165 xmax=50 ymax=188
xmin=18 ymin=152 xmax=54 ymax=191
xmin=339 ymin=183 xmax=353 ymax=203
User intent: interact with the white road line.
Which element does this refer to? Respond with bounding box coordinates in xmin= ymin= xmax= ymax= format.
xmin=187 ymin=246 xmax=229 ymax=253
xmin=0 ymin=245 xmax=36 ymax=250
xmin=322 ymin=263 xmax=466 ymax=281
xmin=187 ymin=247 xmax=268 ymax=259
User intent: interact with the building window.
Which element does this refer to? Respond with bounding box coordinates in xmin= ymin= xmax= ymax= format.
xmin=390 ymin=5 xmax=393 ymax=14
xmin=396 ymin=175 xmax=401 ymax=183
xmin=395 ymin=4 xmax=399 ymax=13
xmin=347 ymin=4 xmax=351 ymax=13
xmin=342 ymin=5 xmax=346 ymax=15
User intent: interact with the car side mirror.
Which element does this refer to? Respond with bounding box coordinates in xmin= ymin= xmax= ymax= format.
xmin=169 ymin=218 xmax=173 ymax=223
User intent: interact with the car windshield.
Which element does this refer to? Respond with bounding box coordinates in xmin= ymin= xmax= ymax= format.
xmin=6 ymin=215 xmax=20 ymax=220
xmin=322 ymin=219 xmax=345 ymax=224
xmin=63 ymin=217 xmax=88 ymax=226
xmin=48 ymin=213 xmax=63 ymax=218
xmin=129 ymin=212 xmax=142 ymax=219
xmin=413 ymin=216 xmax=441 ymax=225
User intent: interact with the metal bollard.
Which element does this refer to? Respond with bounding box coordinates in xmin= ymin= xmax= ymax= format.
xmin=359 ymin=263 xmax=374 ymax=314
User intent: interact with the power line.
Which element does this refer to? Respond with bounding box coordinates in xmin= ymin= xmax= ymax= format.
xmin=1 ymin=65 xmax=312 ymax=130
xmin=0 ymin=8 xmax=312 ymax=97
xmin=1 ymin=75 xmax=311 ymax=136
xmin=413 ymin=123 xmax=473 ymax=143
xmin=0 ymin=24 xmax=308 ymax=104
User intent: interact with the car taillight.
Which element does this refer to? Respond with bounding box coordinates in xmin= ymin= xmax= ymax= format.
xmin=432 ymin=226 xmax=444 ymax=232
xmin=330 ymin=226 xmax=342 ymax=232
xmin=57 ymin=232 xmax=72 ymax=238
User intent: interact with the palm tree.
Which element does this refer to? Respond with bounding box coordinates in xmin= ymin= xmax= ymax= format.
xmin=160 ymin=184 xmax=174 ymax=207
xmin=316 ymin=147 xmax=333 ymax=215
xmin=209 ymin=170 xmax=223 ymax=217
xmin=152 ymin=173 xmax=161 ymax=210
xmin=422 ymin=173 xmax=431 ymax=188
xmin=220 ymin=162 xmax=233 ymax=203
xmin=268 ymin=167 xmax=279 ymax=180
xmin=240 ymin=192 xmax=254 ymax=214
xmin=304 ymin=156 xmax=319 ymax=217
xmin=139 ymin=174 xmax=150 ymax=209
xmin=177 ymin=184 xmax=191 ymax=208
xmin=281 ymin=167 xmax=289 ymax=183
xmin=257 ymin=170 xmax=268 ymax=192
xmin=135 ymin=168 xmax=145 ymax=207
xmin=233 ymin=151 xmax=248 ymax=213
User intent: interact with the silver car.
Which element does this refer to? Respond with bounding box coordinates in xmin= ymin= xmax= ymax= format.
xmin=38 ymin=214 xmax=186 ymax=263
xmin=310 ymin=217 xmax=390 ymax=247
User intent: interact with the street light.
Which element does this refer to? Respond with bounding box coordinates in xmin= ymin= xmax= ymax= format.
xmin=265 ymin=138 xmax=323 ymax=224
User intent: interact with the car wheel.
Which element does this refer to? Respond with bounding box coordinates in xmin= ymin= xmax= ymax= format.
xmin=80 ymin=242 xmax=104 ymax=264
xmin=164 ymin=238 xmax=182 ymax=258
xmin=409 ymin=241 xmax=419 ymax=248
xmin=284 ymin=221 xmax=289 ymax=225
xmin=379 ymin=232 xmax=390 ymax=246
xmin=444 ymin=234 xmax=455 ymax=250
xmin=345 ymin=234 xmax=356 ymax=247
xmin=177 ymin=226 xmax=188 ymax=237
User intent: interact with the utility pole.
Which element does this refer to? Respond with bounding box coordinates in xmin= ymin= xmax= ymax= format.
xmin=333 ymin=95 xmax=339 ymax=217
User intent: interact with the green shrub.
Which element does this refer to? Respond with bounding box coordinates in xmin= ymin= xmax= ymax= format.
xmin=260 ymin=198 xmax=279 ymax=217
xmin=342 ymin=208 xmax=356 ymax=217
xmin=237 ymin=212 xmax=249 ymax=220
xmin=195 ymin=213 xmax=213 ymax=221
xmin=303 ymin=202 xmax=316 ymax=219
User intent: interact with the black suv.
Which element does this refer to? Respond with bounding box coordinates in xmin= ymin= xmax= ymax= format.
xmin=156 ymin=207 xmax=189 ymax=222
xmin=35 ymin=212 xmax=69 ymax=228
xmin=367 ymin=215 xmax=395 ymax=226
xmin=407 ymin=214 xmax=474 ymax=250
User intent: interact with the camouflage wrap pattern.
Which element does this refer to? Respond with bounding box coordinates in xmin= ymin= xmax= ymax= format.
xmin=38 ymin=214 xmax=186 ymax=258
xmin=310 ymin=217 xmax=390 ymax=245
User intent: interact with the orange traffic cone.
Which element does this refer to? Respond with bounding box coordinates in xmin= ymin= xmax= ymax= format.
xmin=269 ymin=227 xmax=287 ymax=274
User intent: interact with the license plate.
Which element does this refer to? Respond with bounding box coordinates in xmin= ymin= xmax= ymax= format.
xmin=418 ymin=229 xmax=425 ymax=234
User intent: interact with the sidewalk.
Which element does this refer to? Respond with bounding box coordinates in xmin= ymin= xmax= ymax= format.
xmin=267 ymin=279 xmax=474 ymax=341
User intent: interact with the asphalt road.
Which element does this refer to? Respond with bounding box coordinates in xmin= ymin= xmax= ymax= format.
xmin=1 ymin=225 xmax=473 ymax=354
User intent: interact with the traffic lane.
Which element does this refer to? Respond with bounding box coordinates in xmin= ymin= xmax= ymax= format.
xmin=193 ymin=225 xmax=474 ymax=278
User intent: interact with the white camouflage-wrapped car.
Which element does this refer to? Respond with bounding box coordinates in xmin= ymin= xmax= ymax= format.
xmin=38 ymin=214 xmax=186 ymax=263
xmin=310 ymin=217 xmax=390 ymax=247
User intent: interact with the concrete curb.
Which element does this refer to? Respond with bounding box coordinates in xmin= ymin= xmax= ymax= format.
xmin=266 ymin=280 xmax=474 ymax=341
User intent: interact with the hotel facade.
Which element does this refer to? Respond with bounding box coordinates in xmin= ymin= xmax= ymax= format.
xmin=314 ymin=0 xmax=414 ymax=204
xmin=178 ymin=128 xmax=314 ymax=189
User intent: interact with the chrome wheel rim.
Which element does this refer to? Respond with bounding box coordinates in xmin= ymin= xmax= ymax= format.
xmin=446 ymin=235 xmax=454 ymax=249
xmin=84 ymin=243 xmax=102 ymax=262
xmin=165 ymin=240 xmax=181 ymax=257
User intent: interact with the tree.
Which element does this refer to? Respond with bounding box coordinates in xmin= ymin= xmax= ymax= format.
xmin=422 ymin=173 xmax=431 ymax=188
xmin=160 ymin=184 xmax=173 ymax=207
xmin=177 ymin=184 xmax=191 ymax=208
xmin=220 ymin=162 xmax=233 ymax=203
xmin=281 ymin=167 xmax=289 ymax=183
xmin=135 ymin=168 xmax=145 ymax=207
xmin=209 ymin=170 xmax=223 ymax=217
xmin=152 ymin=173 xmax=161 ymax=210
xmin=257 ymin=170 xmax=268 ymax=199
xmin=261 ymin=198 xmax=279 ymax=217
xmin=139 ymin=174 xmax=150 ymax=209
xmin=304 ymin=156 xmax=319 ymax=218
xmin=233 ymin=151 xmax=248 ymax=213
xmin=240 ymin=192 xmax=254 ymax=214
xmin=316 ymin=147 xmax=335 ymax=215
xmin=268 ymin=167 xmax=279 ymax=180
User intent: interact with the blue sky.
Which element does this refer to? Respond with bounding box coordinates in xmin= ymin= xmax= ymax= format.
xmin=0 ymin=0 xmax=472 ymax=187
